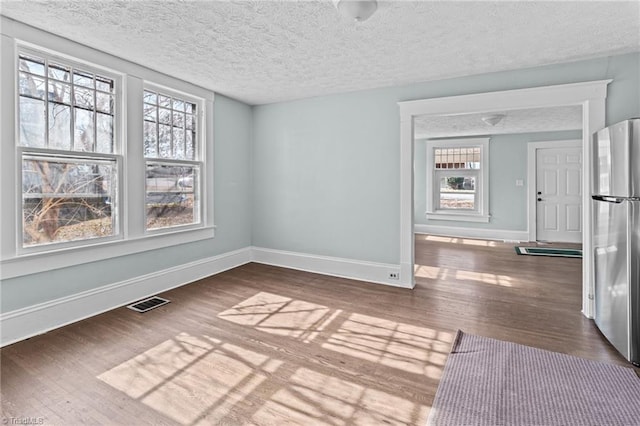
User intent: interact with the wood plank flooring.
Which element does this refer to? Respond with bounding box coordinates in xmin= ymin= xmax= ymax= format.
xmin=1 ymin=236 xmax=631 ymax=425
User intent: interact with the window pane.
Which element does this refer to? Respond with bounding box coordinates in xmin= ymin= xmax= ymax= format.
xmin=471 ymin=147 xmax=481 ymax=169
xmin=185 ymin=131 xmax=194 ymax=160
xmin=96 ymin=113 xmax=113 ymax=154
xmin=144 ymin=121 xmax=158 ymax=157
xmin=19 ymin=55 xmax=45 ymax=76
xmin=439 ymin=176 xmax=476 ymax=210
xmin=173 ymin=127 xmax=185 ymax=159
xmin=158 ymin=95 xmax=171 ymax=108
xmin=145 ymin=91 xmax=197 ymax=162
xmin=96 ymin=76 xmax=113 ymax=93
xmin=74 ymin=86 xmax=94 ymax=109
xmin=145 ymin=163 xmax=198 ymax=230
xmin=74 ymin=108 xmax=95 ymax=151
xmin=95 ymin=92 xmax=112 ymax=113
xmin=48 ymin=103 xmax=72 ymax=150
xmin=173 ymin=111 xmax=184 ymax=128
xmin=49 ymin=80 xmax=71 ymax=104
xmin=434 ymin=146 xmax=481 ymax=170
xmin=19 ymin=73 xmax=45 ymax=99
xmin=19 ymin=97 xmax=46 ymax=147
xmin=158 ymin=108 xmax=171 ymax=125
xmin=144 ymin=103 xmax=157 ymax=122
xmin=49 ymin=62 xmax=70 ymax=81
xmin=143 ymin=90 xmax=157 ymax=104
xmin=73 ymin=70 xmax=94 ymax=88
xmin=22 ymin=154 xmax=117 ymax=247
xmin=172 ymin=99 xmax=184 ymax=111
xmin=158 ymin=124 xmax=172 ymax=158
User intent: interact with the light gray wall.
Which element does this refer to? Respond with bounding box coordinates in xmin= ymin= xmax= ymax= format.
xmin=1 ymin=94 xmax=253 ymax=312
xmin=415 ymin=130 xmax=583 ymax=230
xmin=252 ymin=93 xmax=400 ymax=264
xmin=2 ymin=52 xmax=638 ymax=313
xmin=252 ymin=52 xmax=639 ymax=264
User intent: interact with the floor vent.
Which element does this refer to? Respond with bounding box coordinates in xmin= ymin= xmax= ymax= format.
xmin=127 ymin=296 xmax=170 ymax=313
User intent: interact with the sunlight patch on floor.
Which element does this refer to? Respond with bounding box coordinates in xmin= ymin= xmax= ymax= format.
xmin=98 ymin=332 xmax=282 ymax=425
xmin=422 ymin=235 xmax=497 ymax=247
xmin=423 ymin=235 xmax=457 ymax=243
xmin=97 ymin=330 xmax=431 ymax=425
xmin=251 ymin=367 xmax=430 ymax=425
xmin=460 ymin=238 xmax=497 ymax=247
xmin=218 ymin=291 xmax=340 ymax=343
xmin=414 ymin=264 xmax=441 ymax=279
xmin=415 ymin=264 xmax=515 ymax=287
xmin=455 ymin=270 xmax=513 ymax=287
xmin=97 ymin=292 xmax=443 ymax=425
xmin=322 ymin=313 xmax=452 ymax=378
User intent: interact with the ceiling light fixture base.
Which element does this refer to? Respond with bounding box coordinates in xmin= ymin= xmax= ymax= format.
xmin=334 ymin=0 xmax=378 ymax=22
xmin=481 ymin=114 xmax=506 ymax=126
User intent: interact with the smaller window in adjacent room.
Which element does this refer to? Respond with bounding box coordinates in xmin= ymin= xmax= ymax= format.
xmin=17 ymin=51 xmax=119 ymax=249
xmin=143 ymin=88 xmax=202 ymax=231
xmin=435 ymin=146 xmax=480 ymax=211
xmin=426 ymin=138 xmax=490 ymax=222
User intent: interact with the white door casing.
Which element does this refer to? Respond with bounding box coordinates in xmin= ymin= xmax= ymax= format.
xmin=399 ymin=80 xmax=610 ymax=319
xmin=535 ymin=144 xmax=582 ymax=243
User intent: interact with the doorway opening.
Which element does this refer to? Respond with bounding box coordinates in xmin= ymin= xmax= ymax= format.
xmin=398 ymin=80 xmax=611 ymax=318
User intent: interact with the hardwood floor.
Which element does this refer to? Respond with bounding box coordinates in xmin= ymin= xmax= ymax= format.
xmin=1 ymin=237 xmax=630 ymax=425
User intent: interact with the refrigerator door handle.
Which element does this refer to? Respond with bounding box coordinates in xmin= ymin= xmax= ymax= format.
xmin=592 ymin=195 xmax=625 ymax=203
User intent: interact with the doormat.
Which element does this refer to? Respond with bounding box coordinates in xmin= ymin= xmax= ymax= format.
xmin=515 ymin=246 xmax=582 ymax=258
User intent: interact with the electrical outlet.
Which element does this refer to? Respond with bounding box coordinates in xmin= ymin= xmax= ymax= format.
xmin=388 ymin=272 xmax=399 ymax=280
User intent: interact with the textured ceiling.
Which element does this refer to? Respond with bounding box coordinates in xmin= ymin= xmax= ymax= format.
xmin=1 ymin=1 xmax=639 ymax=105
xmin=415 ymin=105 xmax=583 ymax=139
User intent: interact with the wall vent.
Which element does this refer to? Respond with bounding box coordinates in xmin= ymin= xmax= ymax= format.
xmin=127 ymin=296 xmax=170 ymax=313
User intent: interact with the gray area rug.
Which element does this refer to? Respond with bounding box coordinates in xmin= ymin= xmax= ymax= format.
xmin=427 ymin=331 xmax=640 ymax=426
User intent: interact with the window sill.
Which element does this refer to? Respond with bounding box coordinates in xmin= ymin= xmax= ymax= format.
xmin=426 ymin=212 xmax=490 ymax=223
xmin=0 ymin=225 xmax=216 ymax=279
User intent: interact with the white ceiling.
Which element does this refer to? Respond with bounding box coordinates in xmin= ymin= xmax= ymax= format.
xmin=1 ymin=1 xmax=638 ymax=105
xmin=414 ymin=105 xmax=583 ymax=139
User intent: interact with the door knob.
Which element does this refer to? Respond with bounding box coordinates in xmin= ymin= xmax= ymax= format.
xmin=537 ymin=191 xmax=542 ymax=195
xmin=537 ymin=198 xmax=542 ymax=201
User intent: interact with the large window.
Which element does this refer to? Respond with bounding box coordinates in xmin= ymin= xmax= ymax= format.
xmin=18 ymin=52 xmax=119 ymax=249
xmin=426 ymin=138 xmax=490 ymax=222
xmin=1 ymin=34 xmax=214 ymax=278
xmin=143 ymin=88 xmax=201 ymax=231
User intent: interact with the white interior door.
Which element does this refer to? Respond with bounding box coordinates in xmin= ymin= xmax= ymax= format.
xmin=536 ymin=146 xmax=582 ymax=243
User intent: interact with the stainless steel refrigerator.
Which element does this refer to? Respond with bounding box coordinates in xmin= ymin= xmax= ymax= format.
xmin=592 ymin=118 xmax=640 ymax=366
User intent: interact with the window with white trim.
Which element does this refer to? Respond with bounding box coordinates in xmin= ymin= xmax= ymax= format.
xmin=143 ymin=88 xmax=201 ymax=231
xmin=0 ymin=34 xmax=214 ymax=278
xmin=17 ymin=51 xmax=120 ymax=249
xmin=426 ymin=138 xmax=490 ymax=222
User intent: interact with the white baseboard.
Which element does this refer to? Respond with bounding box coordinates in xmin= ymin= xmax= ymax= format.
xmin=414 ymin=224 xmax=529 ymax=242
xmin=0 ymin=247 xmax=252 ymax=348
xmin=251 ymin=246 xmax=409 ymax=289
xmin=1 ymin=246 xmax=410 ymax=347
